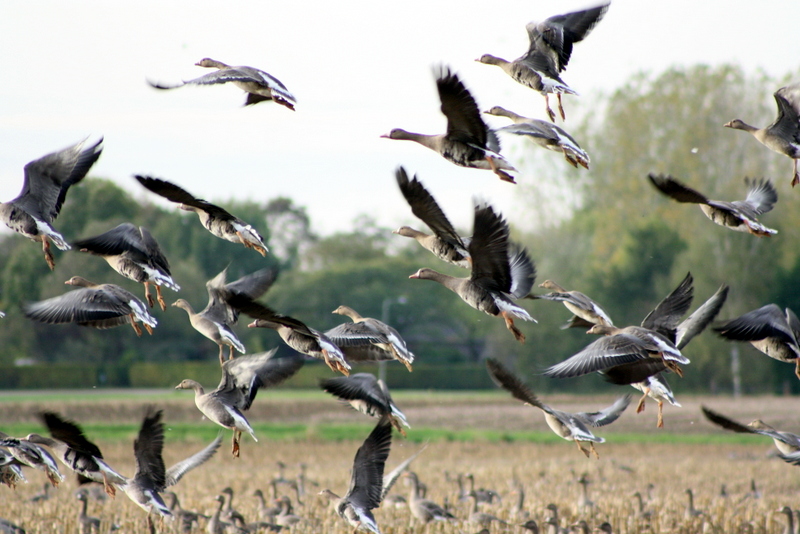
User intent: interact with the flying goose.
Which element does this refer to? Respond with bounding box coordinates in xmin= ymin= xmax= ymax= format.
xmin=148 ymin=58 xmax=296 ymax=110
xmin=175 ymin=349 xmax=304 ymax=457
xmin=409 ymin=201 xmax=536 ymax=343
xmin=23 ymin=276 xmax=157 ymax=336
xmin=484 ymin=106 xmax=589 ymax=167
xmin=319 ymin=416 xmax=392 ymax=534
xmin=487 ymin=358 xmax=630 ymax=458
xmin=701 ymin=406 xmax=800 ymax=463
xmin=73 ymin=223 xmax=180 ymax=310
xmin=319 ymin=373 xmax=410 ymax=436
xmin=393 ymin=167 xmax=470 ymax=268
xmin=713 ymin=304 xmax=800 ymax=380
xmin=725 ymin=83 xmax=800 ymax=187
xmin=134 ymin=175 xmax=269 ymax=256
xmin=327 ymin=305 xmax=414 ymax=371
xmin=0 ymin=137 xmax=102 ymax=270
xmin=227 ymin=293 xmax=351 ymax=375
xmin=382 ymin=67 xmax=517 ymax=183
xmin=648 ymin=174 xmax=778 ymax=236
xmin=534 ymin=279 xmax=612 ymax=329
xmin=478 ymin=3 xmax=610 ymax=121
xmin=173 ymin=267 xmax=277 ymax=364
xmin=0 ymin=432 xmax=63 ymax=487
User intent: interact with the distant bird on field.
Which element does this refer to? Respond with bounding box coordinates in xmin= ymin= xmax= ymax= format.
xmin=648 ymin=174 xmax=778 ymax=236
xmin=478 ymin=3 xmax=610 ymax=121
xmin=173 ymin=267 xmax=277 ymax=364
xmin=319 ymin=416 xmax=392 ymax=534
xmin=714 ymin=304 xmax=800 ymax=379
xmin=393 ymin=167 xmax=471 ymax=269
xmin=23 ymin=276 xmax=157 ymax=336
xmin=487 ymin=358 xmax=630 ymax=458
xmin=134 ymin=175 xmax=269 ymax=256
xmin=0 ymin=138 xmax=102 ymax=270
xmin=725 ymin=83 xmax=800 ymax=187
xmin=73 ymin=223 xmax=180 ymax=310
xmin=485 ymin=106 xmax=590 ymax=168
xmin=148 ymin=58 xmax=296 ymax=110
xmin=383 ymin=67 xmax=517 ymax=183
xmin=175 ymin=349 xmax=304 ymax=457
xmin=409 ymin=201 xmax=535 ymax=343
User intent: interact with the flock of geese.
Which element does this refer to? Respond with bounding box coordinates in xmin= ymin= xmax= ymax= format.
xmin=2 ymin=0 xmax=800 ymax=533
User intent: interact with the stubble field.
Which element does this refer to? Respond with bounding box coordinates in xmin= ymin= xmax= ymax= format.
xmin=1 ymin=390 xmax=799 ymax=533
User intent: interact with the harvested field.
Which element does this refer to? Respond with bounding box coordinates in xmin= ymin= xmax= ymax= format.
xmin=1 ymin=391 xmax=799 ymax=533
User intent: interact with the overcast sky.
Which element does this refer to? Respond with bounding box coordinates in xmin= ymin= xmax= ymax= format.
xmin=2 ymin=0 xmax=798 ymax=238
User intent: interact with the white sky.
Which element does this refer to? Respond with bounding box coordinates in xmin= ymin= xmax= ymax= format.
xmin=2 ymin=0 xmax=798 ymax=237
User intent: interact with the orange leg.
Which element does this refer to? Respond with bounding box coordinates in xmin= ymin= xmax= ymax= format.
xmin=143 ymin=282 xmax=155 ymax=308
xmin=130 ymin=316 xmax=143 ymax=337
xmin=43 ymin=239 xmax=55 ymax=270
xmin=228 ymin=345 xmax=235 ymax=360
xmin=501 ymin=312 xmax=525 ymax=343
xmin=155 ymin=285 xmax=166 ymax=311
xmin=485 ymin=156 xmax=515 ymax=183
xmin=557 ymin=93 xmax=566 ymax=120
xmin=589 ymin=442 xmax=600 ymax=459
xmin=218 ymin=345 xmax=226 ymax=366
xmin=792 ymin=159 xmax=799 ymax=187
xmin=795 ymin=359 xmax=800 ymax=381
xmin=575 ymin=440 xmax=590 ymax=458
xmin=543 ymin=94 xmax=556 ymax=122
xmin=102 ymin=473 xmax=116 ymax=498
xmin=143 ymin=323 xmax=153 ymax=335
xmin=657 ymin=401 xmax=665 ymax=429
xmin=636 ymin=388 xmax=649 ymax=414
xmin=232 ymin=431 xmax=241 ymax=458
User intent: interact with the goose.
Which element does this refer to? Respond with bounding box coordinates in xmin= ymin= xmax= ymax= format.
xmin=409 ymin=201 xmax=536 ymax=343
xmin=466 ymin=491 xmax=507 ymax=528
xmin=382 ymin=67 xmax=516 ymax=183
xmin=544 ymin=274 xmax=728 ymax=385
xmin=164 ymin=491 xmax=209 ymax=534
xmin=76 ymin=489 xmax=101 ymax=534
xmin=135 ymin=175 xmax=269 ymax=256
xmin=30 ymin=411 xmax=127 ymax=496
xmin=534 ymin=279 xmax=613 ymax=329
xmin=0 ymin=137 xmax=102 ymax=270
xmin=477 ymin=3 xmax=609 ymax=122
xmin=701 ymin=405 xmax=800 ymax=461
xmin=173 ymin=267 xmax=277 ymax=364
xmin=227 ymin=293 xmax=351 ymax=375
xmin=484 ymin=106 xmax=589 ymax=167
xmin=487 ymin=358 xmax=630 ymax=458
xmin=725 ymin=83 xmax=800 ymax=186
xmin=380 ymin=444 xmax=427 ymax=504
xmin=175 ymin=349 xmax=304 ymax=457
xmin=778 ymin=506 xmax=795 ymax=534
xmin=253 ymin=488 xmax=281 ymax=521
xmin=206 ymin=494 xmax=235 ymax=534
xmin=713 ymin=304 xmax=800 ymax=379
xmin=684 ymin=489 xmax=704 ymax=519
xmin=23 ymin=276 xmax=157 ymax=336
xmin=320 ymin=373 xmax=410 ymax=436
xmin=219 ymin=487 xmax=246 ymax=525
xmin=576 ymin=473 xmax=593 ymax=514
xmin=148 ymin=58 xmax=296 ymax=110
xmin=29 ymin=482 xmax=51 ymax=503
xmin=274 ymin=496 xmax=303 ymax=527
xmin=318 ymin=416 xmax=392 ymax=534
xmin=463 ymin=474 xmax=501 ymax=506
xmin=0 ymin=449 xmax=26 ymax=489
xmin=648 ymin=174 xmax=778 ymax=236
xmin=327 ymin=305 xmax=414 ymax=371
xmin=404 ymin=471 xmax=456 ymax=524
xmin=393 ymin=167 xmax=470 ymax=268
xmin=118 ymin=409 xmax=222 ymax=530
xmin=628 ymin=372 xmax=681 ymax=428
xmin=0 ymin=432 xmax=63 ymax=487
xmin=73 ymin=223 xmax=180 ymax=310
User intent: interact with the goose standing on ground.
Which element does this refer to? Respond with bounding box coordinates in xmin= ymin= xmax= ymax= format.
xmin=175 ymin=349 xmax=304 ymax=457
xmin=393 ymin=167 xmax=470 ymax=268
xmin=327 ymin=305 xmax=414 ymax=371
xmin=725 ymin=83 xmax=800 ymax=186
xmin=0 ymin=432 xmax=63 ymax=487
xmin=76 ymin=489 xmax=101 ymax=534
xmin=701 ymin=406 xmax=800 ymax=463
xmin=713 ymin=304 xmax=800 ymax=380
xmin=164 ymin=492 xmax=209 ymax=534
xmin=135 ymin=175 xmax=269 ymax=256
xmin=487 ymin=358 xmax=630 ymax=458
xmin=73 ymin=223 xmax=180 ymax=310
xmin=382 ymin=67 xmax=517 ymax=183
xmin=320 ymin=373 xmax=410 ymax=436
xmin=534 ymin=279 xmax=613 ymax=329
xmin=0 ymin=138 xmax=103 ymax=270
xmin=173 ymin=267 xmax=277 ymax=364
xmin=648 ymin=174 xmax=778 ymax=236
xmin=409 ymin=201 xmax=536 ymax=343
xmin=477 ymin=3 xmax=610 ymax=122
xmin=32 ymin=411 xmax=126 ymax=496
xmin=484 ymin=107 xmax=590 ymax=168
xmin=227 ymin=293 xmax=351 ymax=375
xmin=23 ymin=276 xmax=157 ymax=336
xmin=148 ymin=58 xmax=296 ymax=110
xmin=219 ymin=487 xmax=246 ymax=525
xmin=404 ymin=471 xmax=456 ymax=524
xmin=318 ymin=416 xmax=392 ymax=534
